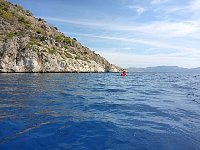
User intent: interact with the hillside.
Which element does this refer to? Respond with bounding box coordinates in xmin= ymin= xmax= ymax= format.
xmin=0 ymin=0 xmax=121 ymax=72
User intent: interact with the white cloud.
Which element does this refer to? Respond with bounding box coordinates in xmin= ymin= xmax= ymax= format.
xmin=163 ymin=0 xmax=200 ymax=16
xmin=151 ymin=0 xmax=170 ymax=5
xmin=39 ymin=17 xmax=103 ymax=27
xmin=144 ymin=21 xmax=200 ymax=37
xmin=163 ymin=6 xmax=187 ymax=14
xmin=41 ymin=16 xmax=200 ymax=38
xmin=127 ymin=5 xmax=146 ymax=15
xmin=189 ymin=0 xmax=200 ymax=11
xmin=66 ymin=32 xmax=200 ymax=58
xmin=38 ymin=5 xmax=200 ymax=68
xmin=64 ymin=32 xmax=165 ymax=47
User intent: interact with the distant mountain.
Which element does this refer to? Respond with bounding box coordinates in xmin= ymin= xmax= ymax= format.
xmin=190 ymin=67 xmax=200 ymax=73
xmin=127 ymin=66 xmax=200 ymax=73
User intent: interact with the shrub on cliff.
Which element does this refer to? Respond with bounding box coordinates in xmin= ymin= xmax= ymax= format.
xmin=0 ymin=8 xmax=14 ymax=21
xmin=63 ymin=37 xmax=72 ymax=45
xmin=6 ymin=32 xmax=17 ymax=38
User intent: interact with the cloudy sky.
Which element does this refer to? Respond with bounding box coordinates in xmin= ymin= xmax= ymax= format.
xmin=8 ymin=0 xmax=200 ymax=68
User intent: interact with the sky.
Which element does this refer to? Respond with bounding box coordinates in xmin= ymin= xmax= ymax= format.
xmin=8 ymin=0 xmax=200 ymax=68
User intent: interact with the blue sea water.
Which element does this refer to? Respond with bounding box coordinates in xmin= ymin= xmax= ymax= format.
xmin=0 ymin=73 xmax=200 ymax=150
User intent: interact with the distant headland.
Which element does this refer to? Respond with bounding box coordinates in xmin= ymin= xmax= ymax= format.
xmin=127 ymin=66 xmax=200 ymax=73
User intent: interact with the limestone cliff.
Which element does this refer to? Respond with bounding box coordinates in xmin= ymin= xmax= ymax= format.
xmin=0 ymin=0 xmax=121 ymax=72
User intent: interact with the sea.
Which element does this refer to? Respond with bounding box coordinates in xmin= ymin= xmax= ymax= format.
xmin=0 ymin=73 xmax=200 ymax=150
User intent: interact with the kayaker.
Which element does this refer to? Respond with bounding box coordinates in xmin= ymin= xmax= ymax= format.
xmin=121 ymin=70 xmax=127 ymax=76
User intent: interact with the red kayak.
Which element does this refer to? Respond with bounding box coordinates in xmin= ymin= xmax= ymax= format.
xmin=121 ymin=72 xmax=127 ymax=76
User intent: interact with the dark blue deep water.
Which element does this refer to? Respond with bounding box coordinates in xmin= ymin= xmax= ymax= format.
xmin=0 ymin=73 xmax=200 ymax=150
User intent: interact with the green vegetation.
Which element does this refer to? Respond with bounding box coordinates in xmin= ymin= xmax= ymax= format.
xmin=75 ymin=54 xmax=88 ymax=61
xmin=18 ymin=15 xmax=25 ymax=22
xmin=16 ymin=5 xmax=24 ymax=12
xmin=6 ymin=32 xmax=17 ymax=38
xmin=25 ymin=43 xmax=33 ymax=49
xmin=0 ymin=1 xmax=32 ymax=26
xmin=25 ymin=10 xmax=32 ymax=16
xmin=39 ymin=36 xmax=47 ymax=42
xmin=19 ymin=21 xmax=32 ymax=29
xmin=5 ymin=31 xmax=26 ymax=39
xmin=16 ymin=4 xmax=32 ymax=16
xmin=16 ymin=31 xmax=25 ymax=37
xmin=25 ymin=39 xmax=40 ymax=49
xmin=34 ymin=27 xmax=46 ymax=36
xmin=84 ymin=51 xmax=88 ymax=55
xmin=63 ymin=37 xmax=72 ymax=44
xmin=0 ymin=0 xmax=7 ymax=7
xmin=36 ymin=30 xmax=41 ymax=34
xmin=55 ymin=35 xmax=74 ymax=45
xmin=55 ymin=35 xmax=63 ymax=42
xmin=48 ymin=47 xmax=57 ymax=54
xmin=0 ymin=1 xmax=8 ymax=11
xmin=38 ymin=18 xmax=43 ymax=21
xmin=17 ymin=15 xmax=32 ymax=28
xmin=40 ymin=45 xmax=58 ymax=55
xmin=58 ymin=50 xmax=74 ymax=59
xmin=0 ymin=8 xmax=14 ymax=21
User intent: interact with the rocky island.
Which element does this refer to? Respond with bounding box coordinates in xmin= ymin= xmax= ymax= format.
xmin=0 ymin=0 xmax=121 ymax=72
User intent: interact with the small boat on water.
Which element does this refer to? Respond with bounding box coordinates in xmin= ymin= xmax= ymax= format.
xmin=121 ymin=70 xmax=127 ymax=76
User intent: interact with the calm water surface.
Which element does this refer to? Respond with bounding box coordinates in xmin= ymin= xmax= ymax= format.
xmin=0 ymin=73 xmax=200 ymax=150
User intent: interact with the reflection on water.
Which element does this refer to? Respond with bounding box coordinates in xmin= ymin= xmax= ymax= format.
xmin=0 ymin=73 xmax=200 ymax=150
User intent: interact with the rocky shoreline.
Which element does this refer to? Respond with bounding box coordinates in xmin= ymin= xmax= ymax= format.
xmin=0 ymin=0 xmax=121 ymax=73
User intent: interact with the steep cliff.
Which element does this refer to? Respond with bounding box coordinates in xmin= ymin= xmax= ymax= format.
xmin=0 ymin=0 xmax=121 ymax=72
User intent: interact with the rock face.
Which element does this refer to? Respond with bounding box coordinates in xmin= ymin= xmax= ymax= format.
xmin=0 ymin=0 xmax=121 ymax=72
